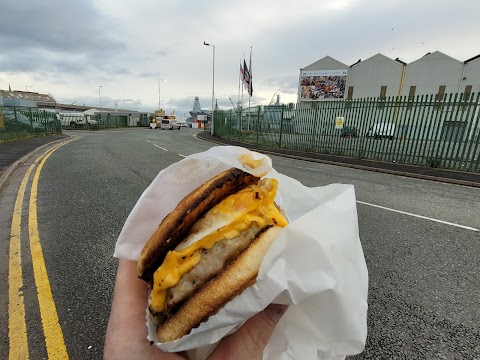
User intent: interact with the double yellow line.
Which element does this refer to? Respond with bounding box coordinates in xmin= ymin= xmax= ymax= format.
xmin=8 ymin=142 xmax=70 ymax=360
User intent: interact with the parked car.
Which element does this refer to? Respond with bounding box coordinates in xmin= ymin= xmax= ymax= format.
xmin=366 ymin=122 xmax=395 ymax=140
xmin=341 ymin=126 xmax=357 ymax=138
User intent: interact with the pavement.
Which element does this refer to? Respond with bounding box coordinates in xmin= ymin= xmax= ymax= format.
xmin=0 ymin=133 xmax=70 ymax=195
xmin=0 ymin=131 xmax=479 ymax=196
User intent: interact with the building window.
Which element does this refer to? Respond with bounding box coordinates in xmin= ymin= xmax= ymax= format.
xmin=407 ymin=86 xmax=416 ymax=109
xmin=435 ymin=85 xmax=446 ymax=110
xmin=377 ymin=86 xmax=387 ymax=109
xmin=436 ymin=85 xmax=446 ymax=101
xmin=464 ymin=85 xmax=472 ymax=101
xmin=408 ymin=86 xmax=416 ymax=100
xmin=462 ymin=85 xmax=473 ymax=110
xmin=347 ymin=86 xmax=354 ymax=100
xmin=380 ymin=86 xmax=387 ymax=99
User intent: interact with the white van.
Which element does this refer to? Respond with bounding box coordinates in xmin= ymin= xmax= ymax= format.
xmin=366 ymin=122 xmax=395 ymax=140
xmin=160 ymin=116 xmax=181 ymax=130
xmin=59 ymin=112 xmax=98 ymax=128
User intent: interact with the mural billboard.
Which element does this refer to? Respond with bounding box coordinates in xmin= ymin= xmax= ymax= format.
xmin=299 ymin=69 xmax=347 ymax=100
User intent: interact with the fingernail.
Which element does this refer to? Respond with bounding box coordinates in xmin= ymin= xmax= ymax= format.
xmin=264 ymin=304 xmax=288 ymax=324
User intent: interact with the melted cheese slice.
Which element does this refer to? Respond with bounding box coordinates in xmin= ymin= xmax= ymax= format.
xmin=150 ymin=178 xmax=287 ymax=313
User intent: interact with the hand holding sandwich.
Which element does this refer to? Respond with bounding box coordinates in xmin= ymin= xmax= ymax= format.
xmin=108 ymin=148 xmax=368 ymax=358
xmin=104 ymin=259 xmax=287 ymax=360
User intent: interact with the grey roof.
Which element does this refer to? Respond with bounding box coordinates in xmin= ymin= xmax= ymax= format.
xmin=0 ymin=90 xmax=56 ymax=107
xmin=301 ymin=56 xmax=349 ymax=71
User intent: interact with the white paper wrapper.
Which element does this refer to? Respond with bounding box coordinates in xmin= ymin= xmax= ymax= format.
xmin=114 ymin=145 xmax=368 ymax=360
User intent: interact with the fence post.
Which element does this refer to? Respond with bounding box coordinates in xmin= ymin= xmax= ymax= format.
xmin=13 ymin=105 xmax=18 ymax=132
xmin=228 ymin=111 xmax=231 ymax=140
xmin=29 ymin=107 xmax=35 ymax=133
xmin=278 ymin=104 xmax=285 ymax=148
xmin=256 ymin=106 xmax=260 ymax=145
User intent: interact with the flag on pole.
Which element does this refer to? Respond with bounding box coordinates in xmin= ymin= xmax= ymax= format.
xmin=243 ymin=60 xmax=253 ymax=96
xmin=242 ymin=60 xmax=249 ymax=91
xmin=240 ymin=62 xmax=244 ymax=83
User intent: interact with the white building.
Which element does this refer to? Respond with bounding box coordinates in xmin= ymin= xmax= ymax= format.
xmin=401 ymin=51 xmax=464 ymax=99
xmin=462 ymin=54 xmax=480 ymax=96
xmin=298 ymin=51 xmax=480 ymax=102
xmin=348 ymin=53 xmax=405 ymax=99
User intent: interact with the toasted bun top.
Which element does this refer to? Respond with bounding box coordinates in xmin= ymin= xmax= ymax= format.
xmin=137 ymin=168 xmax=259 ymax=282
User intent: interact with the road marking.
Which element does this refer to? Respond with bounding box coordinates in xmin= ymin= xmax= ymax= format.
xmin=29 ymin=144 xmax=69 ymax=359
xmin=178 ymin=154 xmax=187 ymax=158
xmin=8 ymin=163 xmax=36 ymax=360
xmin=153 ymin=144 xmax=168 ymax=151
xmin=145 ymin=139 xmax=168 ymax=151
xmin=356 ymin=200 xmax=479 ymax=232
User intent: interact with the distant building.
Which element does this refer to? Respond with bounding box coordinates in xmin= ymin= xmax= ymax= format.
xmin=189 ymin=96 xmax=211 ymax=128
xmin=298 ymin=51 xmax=480 ymax=102
xmin=348 ymin=53 xmax=405 ymax=99
xmin=0 ymin=90 xmax=54 ymax=107
xmin=0 ymin=89 xmax=138 ymax=112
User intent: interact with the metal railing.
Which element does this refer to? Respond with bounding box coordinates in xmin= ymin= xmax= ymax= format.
xmin=213 ymin=92 xmax=480 ymax=172
xmin=59 ymin=113 xmax=148 ymax=130
xmin=0 ymin=106 xmax=62 ymax=141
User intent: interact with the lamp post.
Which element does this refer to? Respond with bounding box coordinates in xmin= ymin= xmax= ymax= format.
xmin=99 ymin=85 xmax=102 ymax=108
xmin=203 ymin=41 xmax=215 ymax=134
xmin=158 ymin=79 xmax=166 ymax=111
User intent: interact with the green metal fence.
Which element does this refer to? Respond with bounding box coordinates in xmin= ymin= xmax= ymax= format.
xmin=59 ymin=112 xmax=148 ymax=130
xmin=213 ymin=92 xmax=480 ymax=172
xmin=59 ymin=113 xmax=130 ymax=130
xmin=0 ymin=106 xmax=62 ymax=142
xmin=94 ymin=113 xmax=127 ymax=129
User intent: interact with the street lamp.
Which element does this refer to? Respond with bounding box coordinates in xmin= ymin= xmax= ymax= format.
xmin=99 ymin=85 xmax=103 ymax=108
xmin=158 ymin=79 xmax=166 ymax=111
xmin=26 ymin=85 xmax=33 ymax=92
xmin=203 ymin=41 xmax=215 ymax=134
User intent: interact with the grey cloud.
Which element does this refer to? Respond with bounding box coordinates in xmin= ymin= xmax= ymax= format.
xmin=0 ymin=48 xmax=90 ymax=76
xmin=263 ymin=76 xmax=299 ymax=95
xmin=111 ymin=68 xmax=133 ymax=76
xmin=0 ymin=1 xmax=124 ymax=54
xmin=155 ymin=49 xmax=169 ymax=56
xmin=137 ymin=72 xmax=163 ymax=78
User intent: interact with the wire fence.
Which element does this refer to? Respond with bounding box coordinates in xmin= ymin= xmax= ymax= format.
xmin=0 ymin=107 xmax=149 ymax=140
xmin=0 ymin=106 xmax=62 ymax=142
xmin=213 ymin=92 xmax=480 ymax=172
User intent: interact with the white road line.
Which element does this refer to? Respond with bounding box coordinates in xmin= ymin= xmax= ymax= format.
xmin=356 ymin=200 xmax=479 ymax=232
xmin=145 ymin=139 xmax=168 ymax=151
xmin=178 ymin=154 xmax=187 ymax=158
xmin=153 ymin=144 xmax=168 ymax=151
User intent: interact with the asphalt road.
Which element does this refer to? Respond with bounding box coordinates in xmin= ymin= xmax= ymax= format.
xmin=0 ymin=127 xmax=479 ymax=359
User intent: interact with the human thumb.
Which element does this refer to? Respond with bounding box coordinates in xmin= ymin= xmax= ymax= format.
xmin=208 ymin=304 xmax=288 ymax=360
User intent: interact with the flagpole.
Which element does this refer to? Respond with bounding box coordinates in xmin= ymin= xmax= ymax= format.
xmin=241 ymin=55 xmax=245 ymax=132
xmin=238 ymin=59 xmax=241 ymax=131
xmin=248 ymin=47 xmax=252 ymax=131
xmin=238 ymin=59 xmax=241 ymax=107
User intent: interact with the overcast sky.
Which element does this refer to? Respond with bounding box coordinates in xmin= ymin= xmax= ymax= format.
xmin=0 ymin=0 xmax=479 ymax=117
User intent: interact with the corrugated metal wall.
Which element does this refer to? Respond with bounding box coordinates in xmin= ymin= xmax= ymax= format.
xmin=401 ymin=52 xmax=464 ymax=96
xmin=348 ymin=54 xmax=404 ymax=98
